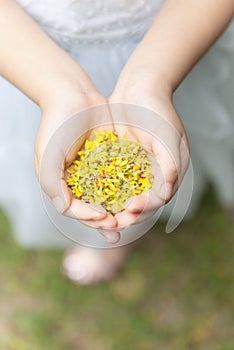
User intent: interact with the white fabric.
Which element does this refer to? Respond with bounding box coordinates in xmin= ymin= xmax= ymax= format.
xmin=17 ymin=0 xmax=163 ymax=47
xmin=0 ymin=1 xmax=233 ymax=247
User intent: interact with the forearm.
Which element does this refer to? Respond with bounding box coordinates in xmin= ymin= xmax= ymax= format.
xmin=0 ymin=0 xmax=95 ymax=109
xmin=119 ymin=0 xmax=234 ymax=93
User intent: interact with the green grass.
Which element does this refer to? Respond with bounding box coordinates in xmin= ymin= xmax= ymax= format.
xmin=0 ymin=189 xmax=233 ymax=350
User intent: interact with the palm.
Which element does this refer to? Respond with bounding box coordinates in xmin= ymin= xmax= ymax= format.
xmin=108 ymin=95 xmax=189 ymax=229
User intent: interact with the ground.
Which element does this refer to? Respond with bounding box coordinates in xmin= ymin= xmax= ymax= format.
xmin=0 ymin=188 xmax=233 ymax=350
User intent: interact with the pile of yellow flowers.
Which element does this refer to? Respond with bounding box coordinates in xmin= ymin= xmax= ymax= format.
xmin=66 ymin=130 xmax=154 ymax=213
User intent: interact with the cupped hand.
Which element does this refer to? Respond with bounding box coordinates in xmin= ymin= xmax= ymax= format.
xmin=34 ymin=70 xmax=189 ymax=245
xmin=108 ymin=72 xmax=190 ymax=231
xmin=34 ymin=78 xmax=119 ymax=235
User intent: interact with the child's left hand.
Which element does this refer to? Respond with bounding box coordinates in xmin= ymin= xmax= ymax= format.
xmin=108 ymin=72 xmax=190 ymax=231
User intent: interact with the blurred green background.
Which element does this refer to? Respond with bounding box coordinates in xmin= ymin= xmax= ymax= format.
xmin=0 ymin=188 xmax=233 ymax=350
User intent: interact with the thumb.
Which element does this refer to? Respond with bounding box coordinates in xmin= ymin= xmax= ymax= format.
xmin=152 ymin=133 xmax=181 ymax=202
xmin=35 ymin=130 xmax=72 ymax=213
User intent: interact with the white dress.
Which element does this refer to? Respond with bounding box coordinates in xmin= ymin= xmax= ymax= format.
xmin=0 ymin=0 xmax=233 ymax=248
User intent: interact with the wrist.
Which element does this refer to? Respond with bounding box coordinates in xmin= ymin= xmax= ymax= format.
xmin=41 ymin=90 xmax=106 ymax=125
xmin=39 ymin=70 xmax=105 ymax=118
xmin=39 ymin=69 xmax=94 ymax=109
xmin=111 ymin=69 xmax=173 ymax=102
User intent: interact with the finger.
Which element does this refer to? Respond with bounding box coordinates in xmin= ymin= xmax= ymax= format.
xmin=36 ymin=125 xmax=76 ymax=214
xmin=169 ymin=133 xmax=190 ymax=196
xmin=115 ymin=189 xmax=164 ymax=228
xmin=152 ymin=137 xmax=181 ymax=201
xmin=79 ymin=214 xmax=118 ymax=230
xmin=64 ymin=198 xmax=108 ymax=221
xmin=115 ymin=211 xmax=154 ymax=228
xmin=179 ymin=133 xmax=190 ymax=181
xmin=98 ymin=229 xmax=121 ymax=244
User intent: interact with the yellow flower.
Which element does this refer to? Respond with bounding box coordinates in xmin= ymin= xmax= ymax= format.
xmin=66 ymin=130 xmax=154 ymax=213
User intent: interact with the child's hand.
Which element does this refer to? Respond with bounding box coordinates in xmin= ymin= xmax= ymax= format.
xmin=109 ymin=72 xmax=190 ymax=230
xmin=35 ymin=85 xmax=119 ymax=234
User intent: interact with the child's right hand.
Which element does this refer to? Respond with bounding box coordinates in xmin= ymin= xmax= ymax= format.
xmin=0 ymin=1 xmax=119 ymax=241
xmin=34 ymin=83 xmax=119 ymax=235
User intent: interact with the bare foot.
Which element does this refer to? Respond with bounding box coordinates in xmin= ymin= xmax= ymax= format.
xmin=62 ymin=245 xmax=130 ymax=285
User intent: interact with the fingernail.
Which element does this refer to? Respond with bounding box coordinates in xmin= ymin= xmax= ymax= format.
xmin=160 ymin=183 xmax=172 ymax=200
xmin=52 ymin=196 xmax=66 ymax=213
xmin=106 ymin=232 xmax=120 ymax=244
